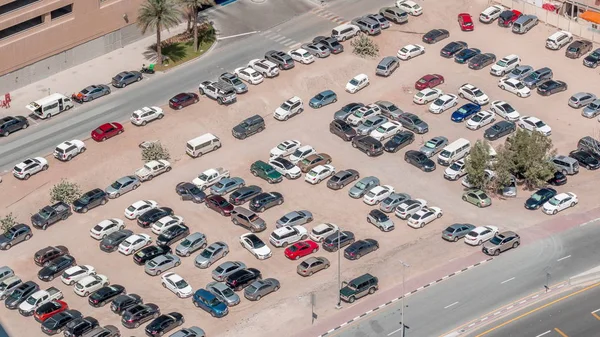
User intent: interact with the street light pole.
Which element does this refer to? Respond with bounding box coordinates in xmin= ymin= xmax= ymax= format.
xmin=336 ymin=228 xmax=342 ymax=309
xmin=399 ymin=260 xmax=410 ymax=337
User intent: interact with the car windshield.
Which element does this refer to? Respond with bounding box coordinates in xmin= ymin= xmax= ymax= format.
xmin=277 ymin=144 xmax=289 ymax=151
xmin=377 ymin=65 xmax=386 ymax=70
xmin=363 ymin=119 xmax=374 ymax=126
xmin=25 ymin=296 xmax=37 ymax=305
xmin=246 ymin=284 xmax=258 ymax=293
xmin=501 ymin=104 xmax=514 ymax=112
xmin=354 ymin=182 xmax=366 ymax=189
xmin=315 ymin=94 xmax=324 ymax=100
xmin=515 ymin=82 xmax=525 ymax=89
xmin=349 ymin=79 xmax=359 ymax=86
xmin=433 ymin=98 xmax=444 ymax=105
xmin=425 ymin=141 xmax=436 ymax=149
xmin=288 ymin=245 xmax=299 ymax=252
xmin=366 ymin=191 xmax=376 ymax=198
xmin=375 ymin=126 xmax=386 ymax=133
xmin=111 ymin=181 xmax=122 ymax=189
xmin=279 ymin=103 xmax=291 ymax=111
xmin=93 ymin=128 xmax=103 ymax=135
xmin=250 ymin=237 xmax=265 ymax=248
xmin=472 ymin=114 xmax=484 ymax=122
xmin=214 ymin=181 xmax=224 ymax=188
xmin=201 ymin=249 xmax=213 ymax=258
xmin=492 ymin=124 xmax=502 ymax=131
xmin=590 ymin=51 xmax=600 ymax=59
xmin=302 ymin=51 xmax=311 ymax=57
xmin=549 ymin=197 xmax=561 ymax=206
xmin=457 ymin=108 xmax=468 ymax=115
xmin=568 ymin=46 xmax=578 ymax=52
xmin=292 ymin=149 xmax=304 ymax=157
xmin=175 ymin=280 xmax=189 ymax=289
xmin=38 ymin=208 xmax=51 ymax=219
xmin=198 ymin=174 xmax=209 ymax=181
xmin=531 ymin=193 xmax=543 ymax=201
xmin=489 ymin=236 xmax=502 ymax=245
xmin=534 ymin=120 xmax=546 ymax=127
xmin=473 ymin=90 xmax=483 ymax=97
xmin=449 ymin=162 xmax=462 ymax=171
xmin=400 ymin=48 xmax=409 ymax=53
xmin=220 ymin=287 xmax=234 ymax=297
xmin=180 ymin=239 xmax=192 ymax=247
xmin=589 ymin=102 xmax=600 ymax=110
xmin=496 ymin=60 xmax=507 ymax=67
xmin=418 ymin=79 xmax=427 ymax=84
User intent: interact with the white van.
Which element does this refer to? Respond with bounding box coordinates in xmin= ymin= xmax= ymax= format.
xmin=186 ymin=133 xmax=221 ymax=158
xmin=438 ymin=138 xmax=471 ymax=166
xmin=26 ymin=93 xmax=74 ymax=119
xmin=331 ymin=23 xmax=360 ymax=42
xmin=545 ymin=31 xmax=573 ymax=50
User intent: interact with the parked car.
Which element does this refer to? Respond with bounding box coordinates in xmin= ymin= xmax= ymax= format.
xmin=192 ymin=289 xmax=228 ymax=318
xmin=169 ymin=93 xmax=199 ymax=110
xmin=90 ymin=122 xmax=123 ymax=142
xmin=524 ymin=188 xmax=557 ymax=210
xmin=211 ymin=261 xmax=246 ymax=281
xmin=54 ymin=140 xmax=86 ymax=161
xmin=422 ymin=29 xmax=449 ymax=44
xmin=458 ymin=13 xmax=474 ymax=31
xmin=363 ymin=185 xmax=395 ymax=205
xmin=297 ymin=153 xmax=332 ymax=173
xmin=384 ymin=131 xmax=414 ymax=153
xmin=225 ymin=268 xmax=262 ymax=291
xmin=582 ymin=99 xmax=600 ymax=118
xmin=99 ymin=230 xmax=133 ymax=253
xmin=176 ymin=232 xmax=207 ymax=257
xmin=467 ymin=110 xmax=495 ymax=130
xmin=137 ymin=207 xmax=174 ymax=228
xmin=205 ymin=195 xmax=234 ymax=216
xmin=334 ymin=102 xmax=364 ymax=121
xmin=397 ymin=0 xmax=422 ymax=15
xmin=249 ymin=192 xmax=284 ymax=213
xmin=110 ymin=294 xmax=143 ymax=315
xmin=498 ymin=78 xmax=530 ymax=97
xmin=288 ymin=48 xmax=315 ymax=64
xmin=442 ymin=223 xmax=476 ymax=242
xmin=309 ymin=223 xmax=339 ymax=242
xmin=121 ymin=303 xmax=160 ymax=328
xmin=537 ymin=80 xmax=567 ymax=96
xmin=569 ymin=150 xmax=600 ymax=170
xmin=415 ymin=74 xmax=444 ymax=90
xmin=405 ymin=150 xmax=436 ymax=172
xmin=206 ymin=281 xmax=240 ymax=306
xmin=5 ymin=281 xmax=39 ymax=309
xmin=73 ymin=275 xmax=109 ymax=297
xmin=507 ymin=65 xmax=534 ymax=80
xmin=239 ymin=233 xmax=272 ymax=260
xmin=309 ymin=90 xmax=337 ymax=108
xmin=330 ymin=119 xmax=357 ymax=141
xmin=232 ymin=114 xmax=265 ymax=139
xmin=130 ymin=106 xmax=164 ymax=126
xmin=161 ymin=272 xmax=193 ymax=298
xmin=145 ymin=254 xmax=181 ymax=276
xmin=297 ymin=257 xmax=330 ymax=276
xmin=175 ymin=183 xmax=206 ymax=203
xmin=250 ymin=160 xmax=283 ymax=184
xmin=88 ymin=285 xmax=125 ymax=308
xmin=482 ymin=231 xmax=520 ymax=255
xmin=229 ymin=185 xmax=262 ymax=206
xmin=429 ymin=94 xmax=458 ymax=113
xmin=518 ymin=116 xmax=552 ymax=136
xmin=490 ymin=100 xmax=520 ymax=121
xmin=480 ymin=4 xmax=505 ymax=23
xmin=379 ymin=6 xmax=409 ymax=24
xmin=407 ymin=206 xmax=443 ymax=228
xmin=284 ymin=241 xmax=319 ymax=260
xmin=464 ymin=226 xmax=499 ymax=246
xmin=274 ymin=97 xmax=304 ymax=121
xmin=498 ymin=9 xmax=522 ymax=27
xmin=13 ymin=157 xmax=48 ymax=180
xmin=111 ymin=71 xmax=142 ymax=88
xmin=566 ymin=40 xmax=593 ymax=58
xmin=397 ymin=44 xmax=425 ymax=60
xmin=156 ymin=224 xmax=190 ymax=246
xmin=105 ymin=176 xmax=140 ymax=198
xmin=346 ymin=74 xmax=370 ymax=94
xmin=305 ymin=165 xmax=336 ymax=184
xmin=34 ymin=246 xmax=69 ymax=267
xmin=302 ymin=42 xmax=331 ymax=58
xmin=38 ymin=255 xmax=76 ymax=281
xmin=459 ymin=83 xmax=489 ymax=105
xmin=569 ymin=92 xmax=596 ymax=109
xmin=269 ymin=157 xmax=302 ymax=179
xmin=244 ymin=279 xmax=280 ymax=301
xmin=454 ymin=48 xmax=481 ymax=64
xmin=451 ymin=103 xmax=481 ymax=122
xmin=31 ymin=202 xmax=72 ymax=230
xmin=265 ymin=50 xmax=295 ymax=70
xmin=118 ymin=234 xmax=152 ymax=255
xmin=133 ymin=245 xmax=172 ymax=265
xmin=0 ymin=116 xmax=29 ymax=137
xmin=322 ymin=231 xmax=355 ymax=252
xmin=440 ymin=41 xmax=467 ymax=58
xmin=34 ymin=300 xmax=68 ymax=322
xmin=348 ymin=176 xmax=380 ymax=199
xmin=583 ymin=48 xmax=600 ymax=68
xmin=135 ymin=160 xmax=171 ymax=182
xmin=484 ymin=120 xmax=515 ymax=140
xmin=0 ymin=224 xmax=32 ymax=250
xmin=339 ymin=273 xmax=378 ymax=303
xmin=234 ymin=67 xmax=264 ymax=85
xmin=276 ymin=210 xmax=313 ymax=228
xmin=40 ymin=309 xmax=82 ymax=335
xmin=468 ymin=52 xmax=496 ymax=70
xmin=64 ymin=316 xmax=99 ymax=336
xmin=124 ymin=200 xmax=158 ymax=220
xmin=344 ymin=239 xmax=379 ymax=260
xmin=327 ymin=169 xmax=359 ymax=190
xmin=395 ymin=199 xmax=427 ymax=219
xmin=462 ymin=189 xmax=492 ymax=208
xmin=210 ymin=177 xmax=245 ymax=196
xmin=218 ymin=72 xmax=247 ymax=94
xmin=542 ymin=192 xmax=578 ymax=215
xmin=367 ymin=210 xmax=395 ymax=232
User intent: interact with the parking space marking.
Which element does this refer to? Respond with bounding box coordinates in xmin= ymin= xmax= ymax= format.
xmin=501 ymin=277 xmax=515 ymax=284
xmin=535 ymin=331 xmax=552 ymax=337
xmin=287 ymin=42 xmax=301 ymax=50
xmin=273 ymin=36 xmax=288 ymax=43
xmin=554 ymin=328 xmax=568 ymax=337
xmin=444 ymin=301 xmax=459 ymax=309
xmin=309 ymin=8 xmax=349 ymax=25
xmin=591 ymin=308 xmax=600 ymax=320
xmin=556 ymin=255 xmax=571 ymax=262
xmin=387 ymin=327 xmax=403 ymax=336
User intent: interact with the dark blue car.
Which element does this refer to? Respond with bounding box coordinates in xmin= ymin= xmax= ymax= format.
xmin=454 ymin=48 xmax=481 ymax=64
xmin=309 ymin=90 xmax=337 ymax=109
xmin=451 ymin=103 xmax=481 ymax=122
xmin=192 ymin=289 xmax=228 ymax=318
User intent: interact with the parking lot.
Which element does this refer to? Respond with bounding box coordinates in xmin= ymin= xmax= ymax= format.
xmin=1 ymin=1 xmax=600 ymax=336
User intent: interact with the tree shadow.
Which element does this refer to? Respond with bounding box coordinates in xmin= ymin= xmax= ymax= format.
xmin=143 ymin=42 xmax=189 ymax=63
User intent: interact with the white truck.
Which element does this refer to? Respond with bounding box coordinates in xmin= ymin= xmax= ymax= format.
xmin=135 ymin=159 xmax=172 ymax=182
xmin=192 ymin=167 xmax=230 ymax=189
xmin=18 ymin=287 xmax=63 ymax=316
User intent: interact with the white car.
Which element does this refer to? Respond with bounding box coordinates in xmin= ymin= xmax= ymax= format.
xmin=135 ymin=160 xmax=171 ymax=182
xmin=269 ymin=157 xmax=302 ymax=179
xmin=413 ymin=88 xmax=443 ymax=105
xmin=498 ymin=78 xmax=531 ymax=98
xmin=397 ymin=44 xmax=425 ymax=60
xmin=464 ymin=225 xmax=499 ymax=246
xmin=490 ymin=100 xmax=520 ymax=121
xmin=290 ymin=145 xmax=316 ymax=164
xmin=12 ymin=157 xmax=48 ymax=180
xmin=161 ymin=272 xmax=193 ymax=298
xmin=151 ymin=215 xmax=184 ymax=235
xmin=269 ymin=226 xmax=308 ymax=248
xmin=370 ymin=121 xmax=402 ymax=141
xmin=429 ymin=94 xmax=458 ymax=114
xmin=124 ymin=200 xmax=158 ymax=220
xmin=274 ymin=96 xmax=304 ymax=121
xmin=53 ymin=140 xmax=86 ymax=161
xmin=61 ymin=265 xmax=96 ymax=286
xmin=346 ymin=74 xmax=369 ymax=94
xmin=518 ymin=116 xmax=552 ymax=136
xmin=305 ymin=165 xmax=336 ymax=185
xmin=234 ymin=67 xmax=264 ymax=85
xmin=288 ymin=48 xmax=315 ymax=64
xmin=347 ymin=104 xmax=382 ymax=126
xmin=73 ymin=274 xmax=109 ymax=297
xmin=462 ymin=170 xmax=495 ymax=188
xmin=466 ymin=110 xmax=495 ymax=130
xmin=479 ymin=5 xmax=505 ymax=23
xmin=363 ymin=185 xmax=395 ymax=205
xmin=542 ymin=192 xmax=578 ymax=215
xmin=89 ymin=218 xmax=125 ymax=240
xmin=118 ymin=233 xmax=152 ymax=255
xmin=240 ymin=233 xmax=272 ymax=260
xmin=458 ymin=84 xmax=489 ymax=105
xmin=407 ymin=206 xmax=443 ymax=228
xmin=270 ymin=140 xmax=302 ymax=158
xmin=247 ymin=59 xmax=279 ymax=77
xmin=309 ymin=223 xmax=339 ymax=242
xmin=130 ymin=106 xmax=164 ymax=126
xmin=394 ymin=199 xmax=427 ymax=219
xmin=396 ymin=0 xmax=423 ymax=15
xmin=443 ymin=159 xmax=467 ymax=181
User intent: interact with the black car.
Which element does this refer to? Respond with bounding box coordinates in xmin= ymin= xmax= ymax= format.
xmin=134 ymin=245 xmax=172 ymax=265
xmin=440 ymin=41 xmax=467 ymax=58
xmin=249 ymin=192 xmax=284 ymax=212
xmin=422 ymin=28 xmax=449 ymax=44
xmin=524 ymin=188 xmax=557 ymax=210
xmin=0 ymin=223 xmax=32 ymax=250
xmin=73 ymin=189 xmax=108 ymax=213
xmin=334 ymin=102 xmax=364 ymax=121
xmin=41 ymin=309 xmax=82 ymax=335
xmin=468 ymin=53 xmax=496 ymax=70
xmin=5 ymin=281 xmax=39 ymax=309
xmin=569 ymin=150 xmax=600 ymax=170
xmin=484 ymin=121 xmax=516 ymax=140
xmin=0 ymin=116 xmax=29 ymax=137
xmin=566 ymin=40 xmax=593 ymax=59
xmin=100 ymin=229 xmax=133 ymax=253
xmin=405 ymin=150 xmax=436 ymax=172
xmin=121 ymin=303 xmax=160 ymax=329
xmin=312 ymin=36 xmax=343 ymax=54
xmin=384 ymin=131 xmax=414 ymax=153
xmin=88 ymin=285 xmax=126 ymax=307
xmin=322 ymin=231 xmax=355 ymax=252
xmin=537 ymin=80 xmax=567 ymax=96
xmin=156 ymin=224 xmax=190 ymax=246
xmin=64 ymin=316 xmax=99 ymax=337
xmin=145 ymin=312 xmax=185 ymax=336
xmin=38 ymin=255 xmax=76 ymax=281
xmin=175 ymin=182 xmax=207 ymax=203
xmin=547 ymin=171 xmax=567 ymax=186
xmin=330 ymin=119 xmax=357 ymax=141
xmin=229 ymin=185 xmax=263 ymax=206
xmin=454 ymin=48 xmax=481 ymax=63
xmin=583 ymin=48 xmax=600 ymax=68
xmin=344 ymin=239 xmax=379 ymax=260
xmin=110 ymin=294 xmax=143 ymax=315
xmin=137 ymin=207 xmax=174 ymax=228
xmin=225 ymin=268 xmax=262 ymax=291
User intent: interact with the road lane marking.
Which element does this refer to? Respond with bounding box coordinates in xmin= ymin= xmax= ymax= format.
xmin=591 ymin=308 xmax=600 ymax=320
xmin=554 ymin=328 xmax=568 ymax=337
xmin=535 ymin=331 xmax=552 ymax=337
xmin=444 ymin=301 xmax=459 ymax=309
xmin=501 ymin=277 xmax=515 ymax=284
xmin=557 ymin=255 xmax=571 ymax=262
xmin=217 ymin=31 xmax=259 ymax=40
xmin=387 ymin=327 xmax=403 ymax=336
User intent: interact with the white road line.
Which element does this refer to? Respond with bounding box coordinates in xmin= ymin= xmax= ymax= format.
xmin=259 ymin=30 xmax=270 ymax=36
xmin=280 ymin=38 xmax=292 ymax=45
xmin=444 ymin=301 xmax=459 ymax=309
xmin=283 ymin=40 xmax=297 ymax=47
xmin=217 ymin=31 xmax=259 ymax=40
xmin=591 ymin=308 xmax=600 ymax=314
xmin=266 ymin=33 xmax=281 ymax=39
xmin=387 ymin=327 xmax=403 ymax=336
xmin=273 ymin=36 xmax=288 ymax=43
xmin=580 ymin=218 xmax=600 ymax=226
xmin=535 ymin=331 xmax=552 ymax=337
xmin=501 ymin=277 xmax=515 ymax=284
xmin=519 ymin=300 xmax=527 ymax=304
xmin=287 ymin=42 xmax=301 ymax=50
xmin=557 ymin=255 xmax=571 ymax=262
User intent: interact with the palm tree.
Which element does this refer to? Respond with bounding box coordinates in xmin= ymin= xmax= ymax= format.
xmin=179 ymin=0 xmax=214 ymax=52
xmin=137 ymin=0 xmax=183 ymax=64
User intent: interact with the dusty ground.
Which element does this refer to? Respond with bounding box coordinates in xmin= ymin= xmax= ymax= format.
xmin=1 ymin=0 xmax=599 ymax=336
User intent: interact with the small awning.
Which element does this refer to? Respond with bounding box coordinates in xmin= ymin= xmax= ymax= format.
xmin=580 ymin=10 xmax=600 ymax=24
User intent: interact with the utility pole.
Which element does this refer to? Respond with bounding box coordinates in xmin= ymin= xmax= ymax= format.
xmin=336 ymin=228 xmax=342 ymax=309
xmin=399 ymin=260 xmax=410 ymax=337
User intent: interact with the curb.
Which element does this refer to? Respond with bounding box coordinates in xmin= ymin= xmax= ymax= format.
xmin=158 ymin=38 xmax=219 ymax=74
xmin=317 ymin=258 xmax=494 ymax=337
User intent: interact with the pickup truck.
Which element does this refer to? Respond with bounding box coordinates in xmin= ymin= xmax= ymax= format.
xmin=192 ymin=167 xmax=230 ymax=189
xmin=18 ymin=286 xmax=63 ymax=316
xmin=31 ymin=202 xmax=72 ymax=230
xmin=135 ymin=159 xmax=172 ymax=182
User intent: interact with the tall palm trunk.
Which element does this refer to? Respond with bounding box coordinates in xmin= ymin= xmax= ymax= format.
xmin=192 ymin=7 xmax=199 ymax=52
xmin=156 ymin=23 xmax=162 ymax=64
xmin=186 ymin=9 xmax=192 ymax=32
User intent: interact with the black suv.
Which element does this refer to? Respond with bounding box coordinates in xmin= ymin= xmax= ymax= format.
xmin=0 ymin=116 xmax=29 ymax=137
xmin=352 ymin=135 xmax=383 ymax=156
xmin=330 ymin=120 xmax=357 ymax=141
xmin=34 ymin=245 xmax=69 ymax=267
xmin=229 ymin=185 xmax=262 ymax=205
xmin=225 ymin=268 xmax=262 ymax=291
xmin=41 ymin=309 xmax=82 ymax=335
xmin=73 ymin=189 xmax=108 ymax=213
xmin=249 ymin=192 xmax=284 ymax=212
xmin=121 ymin=303 xmax=160 ymax=329
xmin=322 ymin=231 xmax=355 ymax=252
xmin=89 ymin=285 xmax=126 ymax=307
xmin=440 ymin=41 xmax=468 ymax=58
xmin=64 ymin=316 xmax=99 ymax=337
xmin=583 ymin=48 xmax=600 ymax=68
xmin=38 ymin=254 xmax=76 ymax=281
xmin=232 ymin=114 xmax=265 ymax=140
xmin=145 ymin=312 xmax=184 ymax=336
xmin=111 ymin=293 xmax=143 ymax=315
xmin=137 ymin=207 xmax=174 ymax=228
xmin=133 ymin=245 xmax=171 ymax=265
xmin=100 ymin=229 xmax=133 ymax=252
xmin=156 ymin=224 xmax=190 ymax=246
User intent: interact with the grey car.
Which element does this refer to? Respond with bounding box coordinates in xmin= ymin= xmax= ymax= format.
xmin=357 ymin=115 xmax=388 ymax=135
xmin=243 ymin=278 xmax=280 ymax=301
xmin=265 ymin=50 xmax=295 ymax=70
xmin=175 ymin=182 xmax=207 ymax=203
xmin=568 ymin=92 xmax=596 ymax=109
xmin=206 ymin=281 xmax=240 ymax=306
xmin=169 ymin=326 xmax=206 ymax=337
xmin=506 ymin=65 xmax=533 ymax=80
xmin=334 ymin=102 xmax=365 ymax=121
xmin=105 ymin=175 xmax=141 ymax=198
xmin=275 ymin=210 xmax=313 ymax=228
xmin=366 ymin=13 xmax=390 ymax=29
xmin=349 ymin=176 xmax=380 ymax=198
xmin=144 ymin=253 xmax=181 ymax=276
xmin=312 ymin=36 xmax=344 ymax=54
xmin=195 ymin=242 xmax=229 ymax=269
xmin=111 ymin=71 xmax=142 ymax=88
xmin=375 ymin=100 xmax=403 ymax=120
xmin=582 ymin=99 xmax=600 ymax=118
xmin=77 ymin=85 xmax=111 ymax=102
xmin=522 ymin=67 xmax=553 ymax=88
xmin=442 ymin=223 xmax=476 ymax=242
xmin=218 ymin=72 xmax=247 ymax=94
xmin=379 ymin=193 xmax=411 ymax=213
xmin=367 ymin=209 xmax=395 ymax=232
xmin=0 ymin=224 xmax=32 ymax=250
xmin=302 ymin=42 xmax=331 ymax=58
xmin=482 ymin=231 xmax=520 ymax=255
xmin=397 ymin=112 xmax=429 ymax=134
xmin=327 ymin=169 xmax=360 ymax=190
xmin=176 ymin=232 xmax=207 ymax=257
xmin=211 ymin=261 xmax=246 ymax=281
xmin=419 ymin=136 xmax=448 ymax=157
xmin=297 ymin=257 xmax=330 ymax=276
xmin=210 ymin=177 xmax=245 ymax=196
xmin=484 ymin=121 xmax=516 ymax=141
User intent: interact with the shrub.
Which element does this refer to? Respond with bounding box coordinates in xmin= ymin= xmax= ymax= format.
xmin=50 ymin=180 xmax=82 ymax=205
xmin=142 ymin=141 xmax=171 ymax=162
xmin=0 ymin=213 xmax=16 ymax=234
xmin=351 ymin=34 xmax=379 ymax=58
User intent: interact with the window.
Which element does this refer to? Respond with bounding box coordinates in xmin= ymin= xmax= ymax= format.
xmin=51 ymin=4 xmax=73 ymax=20
xmin=0 ymin=0 xmax=40 ymax=15
xmin=0 ymin=15 xmax=43 ymax=40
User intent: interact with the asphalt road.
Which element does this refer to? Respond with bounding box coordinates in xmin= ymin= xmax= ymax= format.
xmin=0 ymin=0 xmax=392 ymax=173
xmin=331 ymin=219 xmax=600 ymax=337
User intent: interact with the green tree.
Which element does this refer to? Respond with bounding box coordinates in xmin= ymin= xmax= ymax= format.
xmin=350 ymin=34 xmax=379 ymax=58
xmin=178 ymin=0 xmax=215 ymax=52
xmin=142 ymin=141 xmax=171 ymax=162
xmin=464 ymin=140 xmax=491 ymax=190
xmin=50 ymin=180 xmax=82 ymax=205
xmin=0 ymin=213 xmax=16 ymax=234
xmin=138 ymin=0 xmax=183 ymax=64
xmin=490 ymin=144 xmax=515 ymax=193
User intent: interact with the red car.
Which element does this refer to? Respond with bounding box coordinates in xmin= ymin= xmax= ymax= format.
xmin=284 ymin=240 xmax=319 ymax=260
xmin=34 ymin=300 xmax=68 ymax=322
xmin=91 ymin=122 xmax=123 ymax=142
xmin=498 ymin=9 xmax=522 ymax=27
xmin=458 ymin=13 xmax=474 ymax=31
xmin=415 ymin=74 xmax=444 ymax=90
xmin=169 ymin=92 xmax=199 ymax=110
xmin=205 ymin=195 xmax=234 ymax=216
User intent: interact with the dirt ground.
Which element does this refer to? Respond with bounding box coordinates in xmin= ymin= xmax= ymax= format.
xmin=1 ymin=0 xmax=599 ymax=336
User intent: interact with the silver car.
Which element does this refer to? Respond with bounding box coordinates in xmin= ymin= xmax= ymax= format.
xmin=302 ymin=42 xmax=331 ymax=58
xmin=398 ymin=112 xmax=429 ymax=134
xmin=376 ymin=100 xmax=403 ymax=120
xmin=365 ymin=13 xmax=390 ymax=29
xmin=568 ymin=92 xmax=596 ymax=109
xmin=209 ymin=177 xmax=245 ymax=196
xmin=379 ymin=193 xmax=411 ymax=213
xmin=144 ymin=253 xmax=181 ymax=276
xmin=168 ymin=326 xmax=206 ymax=337
xmin=218 ymin=72 xmax=247 ymax=94
xmin=419 ymin=136 xmax=448 ymax=157
xmin=176 ymin=232 xmax=207 ymax=257
xmin=211 ymin=261 xmax=246 ymax=281
xmin=506 ymin=65 xmax=533 ymax=80
xmin=243 ymin=278 xmax=280 ymax=301
xmin=77 ymin=84 xmax=111 ymax=102
xmin=275 ymin=210 xmax=313 ymax=228
xmin=105 ymin=175 xmax=141 ymax=198
xmin=582 ymin=99 xmax=600 ymax=118
xmin=206 ymin=281 xmax=240 ymax=306
xmin=348 ymin=176 xmax=380 ymax=198
xmin=357 ymin=115 xmax=388 ymax=135
xmin=195 ymin=242 xmax=229 ymax=269
xmin=367 ymin=209 xmax=395 ymax=232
